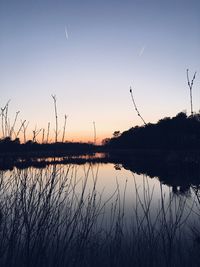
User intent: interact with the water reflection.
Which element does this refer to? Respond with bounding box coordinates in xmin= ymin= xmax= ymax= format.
xmin=0 ymin=158 xmax=200 ymax=266
xmin=1 ymin=152 xmax=200 ymax=196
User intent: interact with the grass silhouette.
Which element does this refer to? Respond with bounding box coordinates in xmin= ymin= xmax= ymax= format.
xmin=0 ymin=164 xmax=199 ymax=266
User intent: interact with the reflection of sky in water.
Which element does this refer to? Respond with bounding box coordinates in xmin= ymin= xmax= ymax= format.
xmin=1 ymin=163 xmax=199 ymax=232
xmin=68 ymin=163 xmax=197 ymax=228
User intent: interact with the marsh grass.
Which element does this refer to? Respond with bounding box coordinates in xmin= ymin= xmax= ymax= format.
xmin=0 ymin=164 xmax=199 ymax=267
xmin=187 ymin=69 xmax=197 ymax=116
xmin=0 ymin=96 xmax=68 ymax=144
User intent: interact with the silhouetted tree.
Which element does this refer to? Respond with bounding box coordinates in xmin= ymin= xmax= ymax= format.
xmin=106 ymin=112 xmax=200 ymax=150
xmin=102 ymin=138 xmax=111 ymax=146
xmin=113 ymin=131 xmax=121 ymax=138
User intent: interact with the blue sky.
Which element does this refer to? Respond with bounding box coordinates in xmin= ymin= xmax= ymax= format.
xmin=0 ymin=0 xmax=199 ymax=142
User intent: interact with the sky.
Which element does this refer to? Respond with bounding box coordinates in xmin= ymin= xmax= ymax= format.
xmin=0 ymin=0 xmax=200 ymax=143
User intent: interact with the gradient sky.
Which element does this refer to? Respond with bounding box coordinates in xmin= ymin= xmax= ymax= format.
xmin=0 ymin=0 xmax=199 ymax=143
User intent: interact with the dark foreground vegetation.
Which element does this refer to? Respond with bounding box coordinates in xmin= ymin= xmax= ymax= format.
xmin=0 ymin=164 xmax=200 ymax=267
xmin=1 ymin=112 xmax=200 ymax=190
xmin=0 ymin=73 xmax=200 ymax=266
xmin=0 ymin=137 xmax=95 ymax=155
xmin=1 ymin=112 xmax=200 ymax=155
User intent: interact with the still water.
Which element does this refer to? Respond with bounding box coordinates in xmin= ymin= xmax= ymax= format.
xmin=0 ymin=158 xmax=200 ymax=266
xmin=2 ymin=160 xmax=198 ymax=228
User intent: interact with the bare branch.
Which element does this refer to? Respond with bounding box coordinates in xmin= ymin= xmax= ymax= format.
xmin=62 ymin=114 xmax=68 ymax=143
xmin=46 ymin=122 xmax=50 ymax=143
xmin=130 ymin=86 xmax=147 ymax=125
xmin=93 ymin=121 xmax=96 ymax=145
xmin=187 ymin=69 xmax=197 ymax=116
xmin=52 ymin=95 xmax=58 ymax=142
xmin=10 ymin=111 xmax=20 ymax=139
xmin=16 ymin=120 xmax=26 ymax=138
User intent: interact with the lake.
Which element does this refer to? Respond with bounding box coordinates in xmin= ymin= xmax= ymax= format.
xmin=0 ymin=155 xmax=200 ymax=267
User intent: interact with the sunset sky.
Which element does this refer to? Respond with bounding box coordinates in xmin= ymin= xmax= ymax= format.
xmin=0 ymin=0 xmax=199 ymax=143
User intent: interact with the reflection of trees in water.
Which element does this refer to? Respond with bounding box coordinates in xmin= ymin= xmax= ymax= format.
xmin=114 ymin=164 xmax=122 ymax=170
xmin=0 ymin=163 xmax=200 ymax=266
xmin=119 ymin=158 xmax=200 ymax=197
xmin=1 ymin=153 xmax=200 ymax=197
xmin=191 ymin=185 xmax=200 ymax=203
xmin=172 ymin=185 xmax=191 ymax=196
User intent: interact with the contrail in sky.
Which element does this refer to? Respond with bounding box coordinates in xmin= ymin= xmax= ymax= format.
xmin=139 ymin=45 xmax=145 ymax=57
xmin=65 ymin=26 xmax=69 ymax=40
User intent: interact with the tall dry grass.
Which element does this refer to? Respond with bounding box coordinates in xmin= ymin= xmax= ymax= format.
xmin=0 ymin=164 xmax=199 ymax=266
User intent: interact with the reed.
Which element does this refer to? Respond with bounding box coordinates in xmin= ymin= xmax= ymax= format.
xmin=32 ymin=126 xmax=42 ymax=142
xmin=0 ymin=100 xmax=11 ymax=138
xmin=52 ymin=95 xmax=58 ymax=143
xmin=10 ymin=111 xmax=20 ymax=139
xmin=62 ymin=115 xmax=68 ymax=143
xmin=186 ymin=69 xmax=197 ymax=116
xmin=0 ymin=164 xmax=199 ymax=267
xmin=93 ymin=121 xmax=96 ymax=145
xmin=46 ymin=122 xmax=50 ymax=143
xmin=42 ymin=128 xmax=45 ymax=144
xmin=21 ymin=120 xmax=29 ymax=143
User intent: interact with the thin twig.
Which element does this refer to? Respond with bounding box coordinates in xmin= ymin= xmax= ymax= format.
xmin=187 ymin=69 xmax=197 ymax=116
xmin=22 ymin=121 xmax=29 ymax=143
xmin=93 ymin=121 xmax=96 ymax=144
xmin=32 ymin=126 xmax=42 ymax=142
xmin=10 ymin=111 xmax=20 ymax=139
xmin=42 ymin=128 xmax=45 ymax=144
xmin=46 ymin=122 xmax=50 ymax=143
xmin=52 ymin=95 xmax=58 ymax=143
xmin=130 ymin=86 xmax=146 ymax=125
xmin=62 ymin=115 xmax=68 ymax=143
xmin=16 ymin=120 xmax=26 ymax=139
xmin=4 ymin=100 xmax=11 ymax=137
